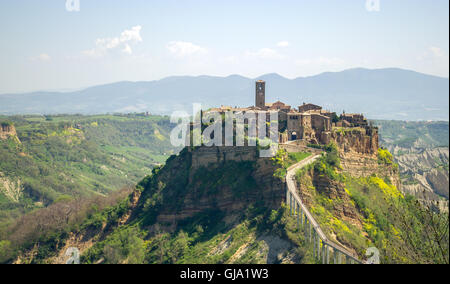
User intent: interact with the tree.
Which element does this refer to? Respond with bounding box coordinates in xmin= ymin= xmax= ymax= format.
xmin=388 ymin=197 xmax=449 ymax=264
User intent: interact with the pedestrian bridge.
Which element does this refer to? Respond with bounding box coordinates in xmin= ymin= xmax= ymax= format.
xmin=285 ymin=154 xmax=365 ymax=264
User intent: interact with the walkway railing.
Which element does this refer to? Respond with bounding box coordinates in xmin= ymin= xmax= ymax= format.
xmin=285 ymin=155 xmax=364 ymax=264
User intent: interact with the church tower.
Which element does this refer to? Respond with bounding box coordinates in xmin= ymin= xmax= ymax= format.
xmin=255 ymin=80 xmax=266 ymax=109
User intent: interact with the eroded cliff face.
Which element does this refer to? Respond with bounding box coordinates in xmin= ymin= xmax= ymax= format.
xmin=134 ymin=147 xmax=285 ymax=230
xmin=330 ymin=129 xmax=400 ymax=190
xmin=331 ymin=128 xmax=378 ymax=156
xmin=0 ymin=124 xmax=23 ymax=202
xmin=0 ymin=124 xmax=19 ymax=143
xmin=339 ymin=152 xmax=401 ymax=189
xmin=0 ymin=172 xmax=23 ymax=202
xmin=389 ymin=146 xmax=449 ymax=212
xmin=332 ymin=128 xmax=448 ymax=213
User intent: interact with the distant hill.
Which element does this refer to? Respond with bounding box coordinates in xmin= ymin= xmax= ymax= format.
xmin=375 ymin=120 xmax=449 ymax=148
xmin=0 ymin=68 xmax=448 ymax=121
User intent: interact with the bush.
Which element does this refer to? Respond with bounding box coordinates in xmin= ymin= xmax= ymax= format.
xmin=378 ymin=148 xmax=394 ymax=165
xmin=307 ymin=143 xmax=322 ymax=149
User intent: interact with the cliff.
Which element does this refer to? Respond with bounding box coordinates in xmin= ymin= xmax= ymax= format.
xmin=330 ymin=127 xmax=400 ymax=189
xmin=391 ymin=147 xmax=449 ymax=212
xmin=331 ymin=127 xmax=378 ymax=156
xmin=133 ymin=146 xmax=285 ymax=230
xmin=75 ymin=146 xmax=302 ymax=264
xmin=0 ymin=122 xmax=19 ymax=143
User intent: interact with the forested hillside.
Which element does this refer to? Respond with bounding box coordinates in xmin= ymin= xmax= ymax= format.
xmin=0 ymin=114 xmax=179 ymax=229
xmin=375 ymin=120 xmax=449 ymax=148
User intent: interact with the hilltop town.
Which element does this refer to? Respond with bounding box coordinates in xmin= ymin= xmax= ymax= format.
xmin=208 ymin=80 xmax=379 ymax=154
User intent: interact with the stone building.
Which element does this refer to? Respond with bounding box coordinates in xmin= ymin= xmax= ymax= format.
xmin=255 ymin=80 xmax=266 ymax=109
xmin=266 ymin=101 xmax=291 ymax=111
xmin=341 ymin=113 xmax=368 ymax=127
xmin=201 ymin=80 xmax=377 ymax=152
xmin=298 ymin=103 xmax=322 ymax=113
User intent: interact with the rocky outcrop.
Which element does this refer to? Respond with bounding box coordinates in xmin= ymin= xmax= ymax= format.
xmin=0 ymin=172 xmax=23 ymax=202
xmin=389 ymin=147 xmax=449 ymax=212
xmin=332 ymin=127 xmax=378 ymax=156
xmin=189 ymin=146 xmax=259 ymax=171
xmin=0 ymin=123 xmax=19 ymax=143
xmin=339 ymin=152 xmax=401 ymax=189
xmin=137 ymin=146 xmax=285 ymax=229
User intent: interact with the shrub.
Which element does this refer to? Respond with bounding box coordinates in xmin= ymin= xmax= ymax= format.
xmin=378 ymin=148 xmax=394 ymax=165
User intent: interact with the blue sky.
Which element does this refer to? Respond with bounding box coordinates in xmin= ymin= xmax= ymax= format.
xmin=0 ymin=0 xmax=448 ymax=93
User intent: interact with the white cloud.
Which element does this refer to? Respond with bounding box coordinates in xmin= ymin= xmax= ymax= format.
xmin=166 ymin=41 xmax=207 ymax=58
xmin=277 ymin=41 xmax=290 ymax=47
xmin=120 ymin=26 xmax=143 ymax=43
xmin=83 ymin=25 xmax=143 ymax=57
xmin=245 ymin=48 xmax=285 ymax=60
xmin=30 ymin=53 xmax=51 ymax=62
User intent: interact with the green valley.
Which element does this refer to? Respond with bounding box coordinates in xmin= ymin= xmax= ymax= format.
xmin=0 ymin=114 xmax=180 ymax=229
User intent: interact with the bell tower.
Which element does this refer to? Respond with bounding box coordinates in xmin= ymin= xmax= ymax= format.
xmin=255 ymin=80 xmax=266 ymax=109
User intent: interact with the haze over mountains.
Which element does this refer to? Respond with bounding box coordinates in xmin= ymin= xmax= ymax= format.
xmin=1 ymin=68 xmax=448 ymax=121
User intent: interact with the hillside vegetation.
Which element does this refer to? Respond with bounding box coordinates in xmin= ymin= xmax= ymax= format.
xmin=375 ymin=120 xmax=449 ymax=148
xmin=0 ymin=114 xmax=179 ymax=228
xmin=3 ymin=144 xmax=448 ymax=264
xmin=1 ymin=148 xmax=315 ymax=264
xmin=1 ymin=117 xmax=448 ymax=264
xmin=295 ymin=144 xmax=448 ymax=263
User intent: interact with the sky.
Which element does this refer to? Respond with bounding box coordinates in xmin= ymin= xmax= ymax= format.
xmin=0 ymin=0 xmax=448 ymax=94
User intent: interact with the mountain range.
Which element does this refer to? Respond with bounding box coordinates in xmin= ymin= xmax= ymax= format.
xmin=1 ymin=68 xmax=448 ymax=121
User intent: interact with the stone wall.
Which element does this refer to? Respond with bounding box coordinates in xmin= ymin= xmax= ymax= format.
xmin=310 ymin=114 xmax=331 ymax=132
xmin=189 ymin=146 xmax=258 ymax=171
xmin=332 ymin=127 xmax=378 ymax=155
